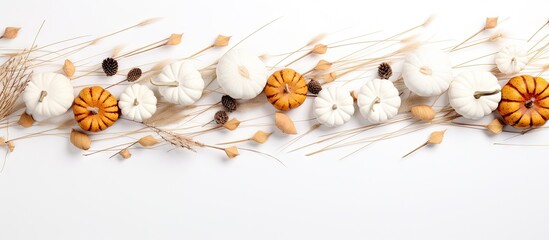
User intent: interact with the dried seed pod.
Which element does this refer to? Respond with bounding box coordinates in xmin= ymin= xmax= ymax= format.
xmin=127 ymin=68 xmax=142 ymax=82
xmin=223 ymin=118 xmax=240 ymax=130
xmin=119 ymin=149 xmax=132 ymax=159
xmin=18 ymin=112 xmax=34 ymax=128
xmin=224 ymin=146 xmax=239 ymax=158
xmin=70 ymin=129 xmax=91 ymax=150
xmin=63 ymin=59 xmax=75 ymax=79
xmin=102 ymin=58 xmax=118 ymax=76
xmin=307 ymin=79 xmax=322 ymax=94
xmin=1 ymin=27 xmax=20 ymax=39
xmin=411 ymin=105 xmax=436 ymax=121
xmin=378 ymin=62 xmax=392 ymax=79
xmin=221 ymin=95 xmax=237 ymax=112
xmin=215 ymin=110 xmax=229 ymax=125
xmin=138 ymin=135 xmax=158 ymax=147
xmin=275 ymin=112 xmax=297 ymax=134
xmin=251 ymin=130 xmax=272 ymax=144
xmin=486 ymin=119 xmax=504 ymax=134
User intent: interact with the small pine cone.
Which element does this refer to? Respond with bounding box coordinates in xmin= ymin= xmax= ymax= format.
xmin=221 ymin=95 xmax=237 ymax=112
xmin=307 ymin=79 xmax=322 ymax=94
xmin=214 ymin=110 xmax=229 ymax=125
xmin=127 ymin=68 xmax=142 ymax=82
xmin=377 ymin=62 xmax=392 ymax=79
xmin=102 ymin=58 xmax=118 ymax=76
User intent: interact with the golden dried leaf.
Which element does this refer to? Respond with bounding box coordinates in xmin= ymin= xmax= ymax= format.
xmin=251 ymin=130 xmax=272 ymax=144
xmin=2 ymin=27 xmax=20 ymax=39
xmin=223 ymin=118 xmax=240 ymax=131
xmin=224 ymin=146 xmax=240 ymax=158
xmin=485 ymin=17 xmax=498 ymax=29
xmin=213 ymin=35 xmax=231 ymax=47
xmin=324 ymin=72 xmax=337 ymax=83
xmin=70 ymin=129 xmax=91 ymax=150
xmin=314 ymin=59 xmax=332 ymax=70
xmin=63 ymin=59 xmax=75 ymax=78
xmin=6 ymin=141 xmax=14 ymax=152
xmin=427 ymin=130 xmax=446 ymax=144
xmin=138 ymin=135 xmax=158 ymax=147
xmin=166 ymin=33 xmax=183 ymax=45
xmin=275 ymin=112 xmax=297 ymax=134
xmin=18 ymin=112 xmax=34 ymax=128
xmin=119 ymin=149 xmax=132 ymax=159
xmin=486 ymin=119 xmax=504 ymax=134
xmin=411 ymin=105 xmax=436 ymax=121
xmin=312 ymin=44 xmax=328 ymax=54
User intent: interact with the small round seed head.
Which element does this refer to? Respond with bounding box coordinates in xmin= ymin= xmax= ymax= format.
xmin=377 ymin=62 xmax=392 ymax=79
xmin=307 ymin=79 xmax=322 ymax=94
xmin=127 ymin=68 xmax=142 ymax=82
xmin=102 ymin=57 xmax=118 ymax=76
xmin=214 ymin=111 xmax=229 ymax=125
xmin=221 ymin=95 xmax=237 ymax=112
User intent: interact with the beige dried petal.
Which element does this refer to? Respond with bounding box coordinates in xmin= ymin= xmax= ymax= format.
xmin=411 ymin=105 xmax=436 ymax=121
xmin=312 ymin=44 xmax=328 ymax=54
xmin=427 ymin=130 xmax=446 ymax=144
xmin=119 ymin=149 xmax=132 ymax=159
xmin=251 ymin=130 xmax=272 ymax=144
xmin=63 ymin=59 xmax=75 ymax=78
xmin=213 ymin=35 xmax=231 ymax=47
xmin=314 ymin=60 xmax=332 ymax=70
xmin=224 ymin=146 xmax=240 ymax=158
xmin=2 ymin=27 xmax=20 ymax=39
xmin=486 ymin=119 xmax=504 ymax=134
xmin=70 ymin=129 xmax=91 ymax=150
xmin=485 ymin=17 xmax=498 ymax=29
xmin=275 ymin=112 xmax=297 ymax=134
xmin=223 ymin=118 xmax=240 ymax=131
xmin=324 ymin=72 xmax=337 ymax=83
xmin=18 ymin=112 xmax=34 ymax=128
xmin=166 ymin=33 xmax=183 ymax=45
xmin=6 ymin=141 xmax=14 ymax=152
xmin=138 ymin=135 xmax=158 ymax=147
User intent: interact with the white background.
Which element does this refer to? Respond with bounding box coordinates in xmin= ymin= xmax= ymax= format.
xmin=1 ymin=0 xmax=549 ymax=239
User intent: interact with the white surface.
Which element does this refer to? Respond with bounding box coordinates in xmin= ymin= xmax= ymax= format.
xmin=1 ymin=0 xmax=549 ymax=239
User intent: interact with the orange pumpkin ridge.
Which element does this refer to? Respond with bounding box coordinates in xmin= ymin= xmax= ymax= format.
xmin=498 ymin=75 xmax=549 ymax=129
xmin=73 ymin=86 xmax=119 ymax=132
xmin=265 ymin=68 xmax=307 ymax=111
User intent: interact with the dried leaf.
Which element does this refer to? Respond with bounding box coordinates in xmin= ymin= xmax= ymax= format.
xmin=18 ymin=112 xmax=34 ymax=128
xmin=213 ymin=35 xmax=231 ymax=47
xmin=70 ymin=129 xmax=91 ymax=150
xmin=312 ymin=44 xmax=328 ymax=54
xmin=2 ymin=27 xmax=20 ymax=39
xmin=119 ymin=149 xmax=131 ymax=159
xmin=411 ymin=105 xmax=435 ymax=121
xmin=63 ymin=59 xmax=75 ymax=78
xmin=224 ymin=146 xmax=239 ymax=158
xmin=251 ymin=130 xmax=272 ymax=144
xmin=485 ymin=17 xmax=498 ymax=29
xmin=324 ymin=72 xmax=337 ymax=83
xmin=275 ymin=112 xmax=297 ymax=134
xmin=138 ymin=135 xmax=158 ymax=147
xmin=486 ymin=119 xmax=504 ymax=134
xmin=166 ymin=33 xmax=183 ymax=45
xmin=6 ymin=141 xmax=14 ymax=152
xmin=223 ymin=118 xmax=240 ymax=131
xmin=314 ymin=59 xmax=332 ymax=70
xmin=427 ymin=130 xmax=446 ymax=144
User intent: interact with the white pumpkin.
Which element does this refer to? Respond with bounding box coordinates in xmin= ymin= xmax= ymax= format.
xmin=449 ymin=71 xmax=501 ymax=120
xmin=402 ymin=47 xmax=453 ymax=97
xmin=495 ymin=44 xmax=528 ymax=75
xmin=153 ymin=61 xmax=204 ymax=105
xmin=22 ymin=73 xmax=74 ymax=121
xmin=357 ymin=78 xmax=401 ymax=123
xmin=216 ymin=48 xmax=267 ymax=100
xmin=313 ymin=87 xmax=355 ymax=127
xmin=119 ymin=84 xmax=157 ymax=122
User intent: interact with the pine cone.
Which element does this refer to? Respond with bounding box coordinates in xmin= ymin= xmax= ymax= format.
xmin=307 ymin=79 xmax=322 ymax=94
xmin=377 ymin=62 xmax=392 ymax=79
xmin=102 ymin=58 xmax=118 ymax=76
xmin=221 ymin=95 xmax=237 ymax=112
xmin=214 ymin=110 xmax=229 ymax=125
xmin=127 ymin=68 xmax=142 ymax=82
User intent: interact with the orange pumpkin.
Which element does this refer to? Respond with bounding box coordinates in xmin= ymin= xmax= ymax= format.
xmin=265 ymin=68 xmax=308 ymax=111
xmin=498 ymin=75 xmax=549 ymax=128
xmin=73 ymin=86 xmax=119 ymax=132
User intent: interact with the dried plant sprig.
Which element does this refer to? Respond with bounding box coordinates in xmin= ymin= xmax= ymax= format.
xmin=402 ymin=130 xmax=446 ymax=158
xmin=1 ymin=27 xmax=21 ymax=39
xmin=216 ymin=130 xmax=272 ymax=145
xmin=451 ymin=17 xmax=498 ymax=51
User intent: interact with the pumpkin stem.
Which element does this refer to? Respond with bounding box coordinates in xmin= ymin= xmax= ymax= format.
xmin=419 ymin=66 xmax=432 ymax=75
xmin=284 ymin=84 xmax=290 ymax=94
xmin=150 ymin=79 xmax=179 ymax=87
xmin=86 ymin=106 xmax=99 ymax=115
xmin=473 ymin=89 xmax=500 ymax=99
xmin=133 ymin=98 xmax=139 ymax=106
xmin=525 ymin=98 xmax=535 ymax=108
xmin=369 ymin=97 xmax=381 ymax=112
xmin=38 ymin=90 xmax=48 ymax=102
xmin=331 ymin=104 xmax=338 ymax=110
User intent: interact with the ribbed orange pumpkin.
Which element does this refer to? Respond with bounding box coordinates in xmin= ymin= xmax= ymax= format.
xmin=498 ymin=75 xmax=549 ymax=128
xmin=73 ymin=86 xmax=119 ymax=132
xmin=265 ymin=68 xmax=308 ymax=111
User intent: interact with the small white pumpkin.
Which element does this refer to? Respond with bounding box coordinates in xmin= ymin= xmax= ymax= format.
xmin=313 ymin=87 xmax=355 ymax=127
xmin=22 ymin=73 xmax=74 ymax=121
xmin=153 ymin=61 xmax=204 ymax=105
xmin=495 ymin=44 xmax=528 ymax=75
xmin=119 ymin=84 xmax=157 ymax=122
xmin=402 ymin=47 xmax=453 ymax=97
xmin=216 ymin=48 xmax=267 ymax=100
xmin=449 ymin=71 xmax=501 ymax=120
xmin=357 ymin=78 xmax=401 ymax=123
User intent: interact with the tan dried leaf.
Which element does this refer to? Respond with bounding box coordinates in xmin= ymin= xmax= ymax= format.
xmin=63 ymin=59 xmax=75 ymax=79
xmin=251 ymin=130 xmax=272 ymax=144
xmin=6 ymin=141 xmax=14 ymax=152
xmin=18 ymin=112 xmax=34 ymax=128
xmin=427 ymin=130 xmax=446 ymax=144
xmin=312 ymin=44 xmax=328 ymax=54
xmin=138 ymin=135 xmax=158 ymax=147
xmin=275 ymin=112 xmax=297 ymax=134
xmin=324 ymin=72 xmax=337 ymax=83
xmin=485 ymin=17 xmax=498 ymax=29
xmin=314 ymin=59 xmax=332 ymax=70
xmin=486 ymin=119 xmax=504 ymax=134
xmin=411 ymin=105 xmax=435 ymax=121
xmin=213 ymin=35 xmax=231 ymax=47
xmin=70 ymin=129 xmax=91 ymax=150
xmin=224 ymin=146 xmax=240 ymax=158
xmin=223 ymin=118 xmax=240 ymax=131
xmin=119 ymin=149 xmax=132 ymax=159
xmin=166 ymin=33 xmax=183 ymax=45
xmin=2 ymin=27 xmax=20 ymax=39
